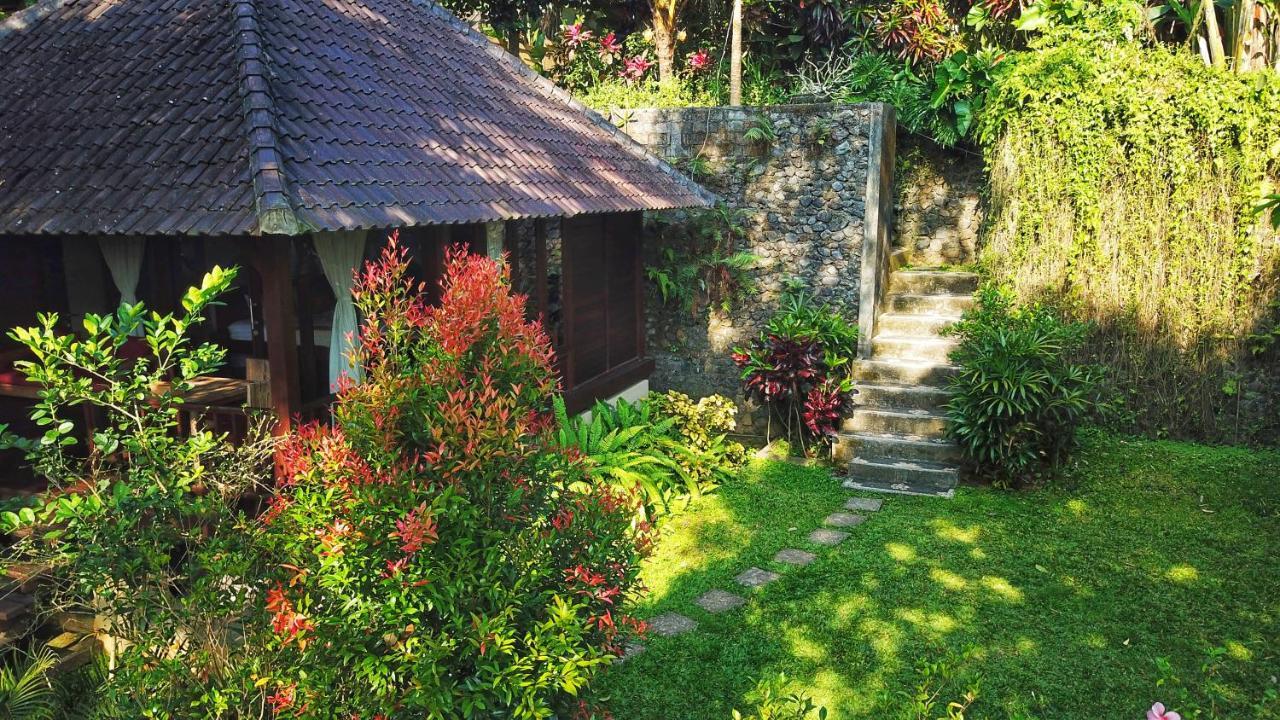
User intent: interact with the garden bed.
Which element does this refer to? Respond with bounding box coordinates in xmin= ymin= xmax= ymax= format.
xmin=600 ymin=429 xmax=1280 ymax=719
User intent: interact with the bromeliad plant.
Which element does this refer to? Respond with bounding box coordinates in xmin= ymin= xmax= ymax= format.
xmin=255 ymin=237 xmax=653 ymax=719
xmin=733 ymin=287 xmax=857 ymax=453
xmin=0 ymin=267 xmax=277 ymax=717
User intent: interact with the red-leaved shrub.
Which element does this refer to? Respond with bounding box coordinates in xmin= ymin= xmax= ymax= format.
xmin=255 ymin=236 xmax=652 ymax=718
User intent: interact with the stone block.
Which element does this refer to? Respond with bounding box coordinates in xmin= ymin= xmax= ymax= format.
xmin=808 ymin=528 xmax=850 ymax=546
xmin=735 ymin=567 xmax=781 ymax=589
xmin=695 ymin=589 xmax=746 ymax=614
xmin=774 ymin=548 xmax=817 ymax=565
xmin=648 ymin=612 xmax=697 ymax=637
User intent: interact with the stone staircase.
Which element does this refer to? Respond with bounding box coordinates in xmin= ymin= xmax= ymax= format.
xmin=835 ymin=269 xmax=977 ymax=497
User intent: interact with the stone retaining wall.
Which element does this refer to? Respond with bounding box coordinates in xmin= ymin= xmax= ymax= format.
xmin=616 ymin=103 xmax=893 ymax=436
xmin=892 ymin=133 xmax=984 ymax=267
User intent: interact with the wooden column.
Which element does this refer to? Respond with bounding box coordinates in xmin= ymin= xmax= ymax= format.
xmin=250 ymin=236 xmax=301 ymax=434
xmin=534 ymin=219 xmax=548 ymax=323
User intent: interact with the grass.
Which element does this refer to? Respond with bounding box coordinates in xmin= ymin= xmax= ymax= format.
xmin=599 ymin=430 xmax=1280 ymax=719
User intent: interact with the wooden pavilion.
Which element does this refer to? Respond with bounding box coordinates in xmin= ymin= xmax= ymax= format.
xmin=0 ymin=0 xmax=713 ymax=463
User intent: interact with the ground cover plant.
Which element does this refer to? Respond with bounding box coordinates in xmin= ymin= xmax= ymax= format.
xmin=599 ymin=430 xmax=1280 ymax=719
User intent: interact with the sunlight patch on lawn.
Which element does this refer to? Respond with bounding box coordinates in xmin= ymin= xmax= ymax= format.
xmin=931 ymin=520 xmax=982 ymax=545
xmin=895 ymin=608 xmax=960 ymax=635
xmin=859 ymin=617 xmax=902 ymax=660
xmin=834 ymin=594 xmax=873 ymax=623
xmin=885 ymin=542 xmax=917 ymax=563
xmin=1165 ymin=564 xmax=1200 ymax=584
xmin=785 ymin=627 xmax=829 ymax=663
xmin=1226 ymin=640 xmax=1253 ymax=661
xmin=1066 ymin=498 xmax=1089 ymax=517
xmin=929 ymin=568 xmax=969 ymax=591
xmin=980 ymin=575 xmax=1024 ymax=603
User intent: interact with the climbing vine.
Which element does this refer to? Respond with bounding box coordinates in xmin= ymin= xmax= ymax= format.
xmin=976 ymin=37 xmax=1280 ymax=440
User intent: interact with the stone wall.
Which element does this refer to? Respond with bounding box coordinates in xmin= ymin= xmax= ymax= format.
xmin=616 ymin=103 xmax=892 ymax=437
xmin=892 ymin=133 xmax=984 ymax=267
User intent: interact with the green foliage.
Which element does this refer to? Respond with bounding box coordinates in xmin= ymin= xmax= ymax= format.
xmin=945 ymin=285 xmax=1100 ymax=487
xmin=646 ymin=206 xmax=759 ymax=316
xmin=0 ymin=267 xmax=276 ymax=717
xmin=731 ymin=675 xmax=827 ymax=720
xmin=743 ymin=115 xmax=778 ymax=145
xmin=0 ymin=651 xmax=57 ymax=720
xmin=976 ymin=36 xmax=1280 ymax=441
xmin=899 ymin=648 xmax=981 ymax=720
xmin=581 ymin=77 xmax=720 ymax=111
xmin=649 ymin=390 xmax=749 ymax=491
xmin=1154 ymin=647 xmax=1280 ymax=719
xmin=556 ymin=391 xmax=747 ymax=509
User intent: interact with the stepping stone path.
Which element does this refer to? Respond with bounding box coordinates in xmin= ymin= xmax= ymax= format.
xmin=823 ymin=512 xmax=865 ymax=528
xmin=641 ymin=494 xmax=886 ymax=642
xmin=774 ymin=548 xmax=817 ymax=566
xmin=648 ymin=612 xmax=697 ymax=637
xmin=845 ymin=497 xmax=883 ymax=512
xmin=807 ymin=528 xmax=850 ymax=546
xmin=695 ymin=589 xmax=746 ymax=614
xmin=735 ymin=567 xmax=780 ymax=589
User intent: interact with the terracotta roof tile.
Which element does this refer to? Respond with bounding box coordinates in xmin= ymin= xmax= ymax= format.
xmin=0 ymin=0 xmax=712 ymax=236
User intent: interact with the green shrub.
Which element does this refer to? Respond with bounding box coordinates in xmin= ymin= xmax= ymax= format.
xmin=0 ymin=268 xmax=275 ymax=716
xmin=731 ymin=675 xmax=827 ymax=720
xmin=945 ymin=285 xmax=1100 ymax=487
xmin=649 ymin=390 xmax=748 ymax=489
xmin=555 ymin=391 xmax=747 ymax=509
xmin=256 ymin=240 xmax=653 ymax=718
xmin=976 ymin=36 xmax=1280 ymax=441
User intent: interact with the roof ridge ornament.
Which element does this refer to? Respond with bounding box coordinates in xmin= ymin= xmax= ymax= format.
xmin=232 ymin=0 xmax=302 ymax=236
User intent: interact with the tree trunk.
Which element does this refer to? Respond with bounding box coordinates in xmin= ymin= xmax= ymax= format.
xmin=1204 ymin=0 xmax=1227 ymax=68
xmin=652 ymin=17 xmax=676 ymax=83
xmin=730 ymin=0 xmax=743 ymax=105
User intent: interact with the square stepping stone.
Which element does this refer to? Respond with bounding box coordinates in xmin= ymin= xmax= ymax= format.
xmin=774 ymin=548 xmax=817 ymax=566
xmin=648 ymin=612 xmax=697 ymax=637
xmin=845 ymin=497 xmax=883 ymax=512
xmin=808 ymin=528 xmax=850 ymax=546
xmin=824 ymin=512 xmax=865 ymax=528
xmin=735 ymin=567 xmax=781 ymax=589
xmin=620 ymin=641 xmax=645 ymax=661
xmin=694 ymin=589 xmax=746 ymax=614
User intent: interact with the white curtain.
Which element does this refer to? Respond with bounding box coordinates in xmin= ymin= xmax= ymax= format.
xmin=313 ymin=231 xmax=367 ymax=390
xmin=98 ymin=236 xmax=146 ymax=305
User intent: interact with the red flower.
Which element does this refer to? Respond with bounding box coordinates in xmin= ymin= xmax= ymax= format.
xmin=687 ymin=49 xmax=711 ymax=73
xmin=599 ymin=31 xmax=622 ymax=59
xmin=266 ymin=583 xmax=315 ymax=646
xmin=267 ymin=683 xmax=296 ymax=714
xmin=562 ymin=23 xmax=593 ymax=49
xmin=619 ymin=55 xmax=652 ymax=83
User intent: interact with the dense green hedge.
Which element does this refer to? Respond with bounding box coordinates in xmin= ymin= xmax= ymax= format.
xmin=976 ymin=38 xmax=1280 ymax=441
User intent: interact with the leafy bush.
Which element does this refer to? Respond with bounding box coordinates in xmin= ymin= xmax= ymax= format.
xmin=733 ymin=288 xmax=857 ymax=451
xmin=646 ymin=206 xmax=759 ymax=317
xmin=944 ymin=285 xmax=1100 ymax=487
xmin=0 ymin=650 xmax=57 ymax=720
xmin=255 ymin=239 xmax=653 ymax=719
xmin=649 ymin=390 xmax=748 ymax=490
xmin=0 ymin=268 xmax=275 ymax=716
xmin=555 ymin=391 xmax=747 ymax=509
xmin=731 ymin=675 xmax=827 ymax=720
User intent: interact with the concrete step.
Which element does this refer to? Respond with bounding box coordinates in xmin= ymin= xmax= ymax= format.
xmin=889 ymin=270 xmax=980 ymax=296
xmin=854 ymin=383 xmax=951 ymax=412
xmin=853 ymin=360 xmax=958 ymax=388
xmin=842 ymin=407 xmax=949 ymax=437
xmin=876 ymin=312 xmax=958 ymax=338
xmin=845 ymin=455 xmax=959 ymax=492
xmin=0 ymin=593 xmax=34 ymax=622
xmin=871 ymin=336 xmax=959 ymax=364
xmin=887 ymin=293 xmax=973 ymax=317
xmin=833 ymin=432 xmax=962 ymax=466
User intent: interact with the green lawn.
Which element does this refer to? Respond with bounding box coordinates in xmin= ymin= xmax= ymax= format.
xmin=599 ymin=430 xmax=1280 ymax=719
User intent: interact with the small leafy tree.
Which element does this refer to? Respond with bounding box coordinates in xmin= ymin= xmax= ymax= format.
xmin=0 ymin=267 xmax=276 ymax=716
xmin=253 ymin=238 xmax=653 ymax=718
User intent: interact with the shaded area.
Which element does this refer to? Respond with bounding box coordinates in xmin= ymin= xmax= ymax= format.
xmin=600 ymin=430 xmax=1280 ymax=719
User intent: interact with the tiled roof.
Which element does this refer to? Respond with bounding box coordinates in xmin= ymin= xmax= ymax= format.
xmin=0 ymin=0 xmax=713 ymax=236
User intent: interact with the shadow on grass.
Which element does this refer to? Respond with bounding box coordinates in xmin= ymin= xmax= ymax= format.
xmin=599 ymin=431 xmax=1280 ymax=720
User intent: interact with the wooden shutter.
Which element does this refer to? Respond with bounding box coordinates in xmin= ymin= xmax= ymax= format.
xmin=561 ymin=212 xmax=644 ymax=391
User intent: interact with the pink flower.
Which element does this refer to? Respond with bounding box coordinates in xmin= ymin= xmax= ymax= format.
xmin=562 ymin=23 xmax=593 ymax=49
xmin=1148 ymin=703 xmax=1181 ymax=720
xmin=687 ymin=49 xmax=711 ymax=73
xmin=599 ymin=32 xmax=622 ymax=58
xmin=619 ymin=55 xmax=652 ymax=83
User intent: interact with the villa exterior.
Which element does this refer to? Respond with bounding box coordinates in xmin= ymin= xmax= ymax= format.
xmin=0 ymin=0 xmax=713 ymax=456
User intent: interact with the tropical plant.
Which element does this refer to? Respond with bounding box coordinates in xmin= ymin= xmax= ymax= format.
xmin=647 ymin=205 xmax=759 ymax=316
xmin=649 ymin=390 xmax=748 ymax=490
xmin=733 ymin=288 xmax=857 ymax=452
xmin=554 ymin=395 xmax=688 ymax=506
xmin=0 ymin=267 xmax=276 ymax=716
xmin=944 ymin=285 xmax=1100 ymax=487
xmin=0 ymin=651 xmax=57 ymax=720
xmin=732 ymin=675 xmax=828 ymax=720
xmin=254 ymin=238 xmax=653 ymax=719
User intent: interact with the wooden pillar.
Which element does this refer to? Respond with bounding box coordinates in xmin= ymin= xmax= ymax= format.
xmin=250 ymin=236 xmax=301 ymax=434
xmin=534 ymin=219 xmax=548 ymax=324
